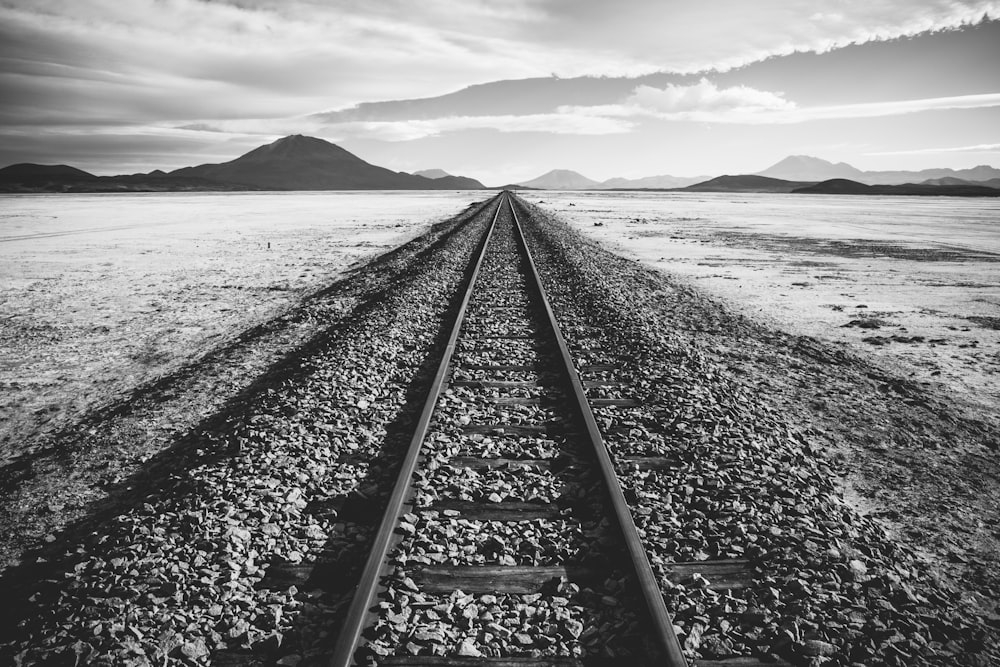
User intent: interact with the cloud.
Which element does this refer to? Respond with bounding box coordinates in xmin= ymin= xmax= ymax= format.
xmin=563 ymin=84 xmax=1000 ymax=124
xmin=866 ymin=142 xmax=1000 ymax=155
xmin=557 ymin=79 xmax=797 ymax=122
xmin=761 ymin=93 xmax=1000 ymax=123
xmin=626 ymin=79 xmax=796 ymax=114
xmin=510 ymin=0 xmax=1000 ymax=75
xmin=2 ymin=0 xmax=998 ymax=172
xmin=3 ymin=1 xmax=997 ymax=128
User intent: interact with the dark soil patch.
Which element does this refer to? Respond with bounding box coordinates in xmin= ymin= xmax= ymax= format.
xmin=967 ymin=316 xmax=1000 ymax=330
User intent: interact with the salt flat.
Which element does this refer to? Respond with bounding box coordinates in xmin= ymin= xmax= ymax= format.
xmin=3 ymin=190 xmax=997 ymax=459
xmin=523 ymin=191 xmax=1000 ymax=415
xmin=0 ymin=191 xmax=483 ymax=457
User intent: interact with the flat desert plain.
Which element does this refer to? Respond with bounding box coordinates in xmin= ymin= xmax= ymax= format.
xmin=0 ymin=191 xmax=483 ymax=464
xmin=523 ymin=191 xmax=1000 ymax=416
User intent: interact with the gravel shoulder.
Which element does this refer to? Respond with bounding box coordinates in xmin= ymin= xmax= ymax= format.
xmin=521 ymin=197 xmax=1000 ymax=664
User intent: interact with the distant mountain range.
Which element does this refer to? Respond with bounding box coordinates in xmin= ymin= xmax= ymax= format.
xmin=514 ymin=156 xmax=1000 ymax=196
xmin=517 ymin=169 xmax=705 ymax=190
xmin=757 ymin=155 xmax=1000 ymax=186
xmin=0 ymin=135 xmax=485 ymax=192
xmin=3 ymin=142 xmax=998 ymax=195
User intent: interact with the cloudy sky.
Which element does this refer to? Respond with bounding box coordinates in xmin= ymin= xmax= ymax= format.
xmin=1 ymin=0 xmax=998 ymax=183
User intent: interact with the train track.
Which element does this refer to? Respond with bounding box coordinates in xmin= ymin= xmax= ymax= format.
xmin=327 ymin=192 xmax=781 ymax=666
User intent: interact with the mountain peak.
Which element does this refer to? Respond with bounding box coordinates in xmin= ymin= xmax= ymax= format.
xmin=518 ymin=169 xmax=600 ymax=189
xmin=414 ymin=168 xmax=451 ymax=179
xmin=237 ymin=134 xmax=362 ymax=164
xmin=758 ymin=155 xmax=863 ymax=181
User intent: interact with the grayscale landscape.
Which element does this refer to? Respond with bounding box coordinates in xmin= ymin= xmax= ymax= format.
xmin=1 ymin=2 xmax=998 ymax=666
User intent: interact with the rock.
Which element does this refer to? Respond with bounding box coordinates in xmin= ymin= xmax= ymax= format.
xmin=414 ymin=628 xmax=446 ymax=643
xmin=700 ymin=635 xmax=733 ymax=658
xmin=848 ymin=559 xmax=867 ymax=576
xmin=456 ymin=639 xmax=482 ymax=657
xmin=564 ymin=618 xmax=584 ymax=639
xmin=803 ymin=639 xmax=837 ymax=656
xmin=180 ymin=639 xmax=210 ymax=660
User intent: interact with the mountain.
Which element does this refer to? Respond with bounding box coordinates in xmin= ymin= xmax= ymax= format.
xmin=171 ymin=135 xmax=484 ymax=190
xmin=681 ymin=175 xmax=814 ymax=193
xmin=794 ymin=179 xmax=1000 ymax=197
xmin=414 ymin=168 xmax=451 ymax=179
xmin=759 ymin=155 xmax=1000 ymax=185
xmin=518 ymin=169 xmax=602 ymax=189
xmin=597 ymin=174 xmax=707 ymax=189
xmin=757 ymin=155 xmax=863 ymax=182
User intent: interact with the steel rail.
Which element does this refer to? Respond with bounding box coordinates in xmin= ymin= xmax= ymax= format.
xmin=507 ymin=194 xmax=689 ymax=666
xmin=328 ymin=192 xmax=507 ymax=667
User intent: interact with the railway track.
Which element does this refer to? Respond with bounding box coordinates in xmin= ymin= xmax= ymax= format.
xmin=328 ymin=193 xmax=776 ymax=666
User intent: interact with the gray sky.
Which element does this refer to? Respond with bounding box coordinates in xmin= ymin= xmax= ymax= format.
xmin=1 ymin=0 xmax=998 ymax=183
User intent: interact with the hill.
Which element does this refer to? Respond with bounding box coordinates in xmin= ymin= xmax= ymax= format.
xmin=171 ymin=135 xmax=484 ymax=190
xmin=517 ymin=169 xmax=601 ymax=190
xmin=0 ymin=163 xmax=98 ymax=190
xmin=0 ymin=163 xmax=250 ymax=193
xmin=0 ymin=163 xmax=97 ymax=180
xmin=681 ymin=174 xmax=814 ymax=193
xmin=759 ymin=155 xmax=1000 ymax=186
xmin=794 ymin=179 xmax=1000 ymax=197
xmin=920 ymin=176 xmax=1000 ymax=188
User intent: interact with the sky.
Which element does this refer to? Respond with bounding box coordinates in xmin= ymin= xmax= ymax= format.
xmin=1 ymin=0 xmax=998 ymax=184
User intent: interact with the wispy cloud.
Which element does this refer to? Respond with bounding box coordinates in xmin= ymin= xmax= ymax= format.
xmin=331 ymin=114 xmax=634 ymax=140
xmin=735 ymin=92 xmax=1000 ymax=124
xmin=563 ymin=84 xmax=1000 ymax=125
xmin=867 ymin=142 xmax=1000 ymax=155
xmin=179 ymin=112 xmax=635 ymax=142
